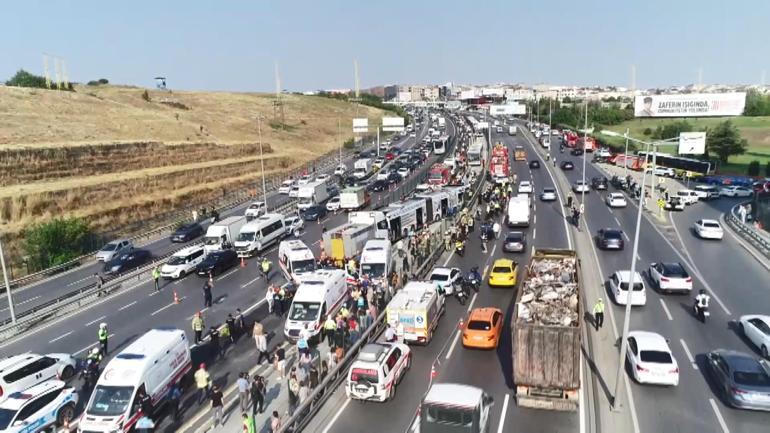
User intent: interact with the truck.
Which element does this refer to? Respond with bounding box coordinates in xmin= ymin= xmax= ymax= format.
xmin=438 ymin=117 xmax=446 ymax=129
xmin=508 ymin=125 xmax=518 ymax=136
xmin=514 ymin=145 xmax=527 ymax=161
xmin=340 ymin=186 xmax=370 ymax=210
xmin=427 ymin=163 xmax=452 ymax=186
xmin=578 ymin=136 xmax=598 ymax=152
xmin=506 ymin=194 xmax=530 ymax=227
xmin=564 ymin=131 xmax=579 ymax=148
xmin=297 ymin=181 xmax=330 ymax=211
xmin=203 ymin=215 xmax=246 ymax=253
xmin=322 ymin=212 xmax=388 ymax=261
xmin=489 ymin=155 xmax=509 ymax=184
xmin=512 ymin=248 xmax=580 ymax=411
xmin=386 ymin=281 xmax=445 ymax=345
xmin=353 ymin=158 xmax=373 ymax=179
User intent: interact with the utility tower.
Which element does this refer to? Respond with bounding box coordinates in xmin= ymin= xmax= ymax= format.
xmin=272 ymin=61 xmax=285 ymax=128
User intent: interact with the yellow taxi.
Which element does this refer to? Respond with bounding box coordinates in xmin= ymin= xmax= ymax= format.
xmin=488 ymin=258 xmax=517 ymax=288
xmin=462 ymin=307 xmax=504 ymax=349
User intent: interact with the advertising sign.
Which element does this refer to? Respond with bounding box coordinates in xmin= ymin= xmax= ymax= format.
xmin=382 ymin=117 xmax=405 ymax=132
xmin=352 ymin=118 xmax=369 ymax=133
xmin=634 ymin=93 xmax=745 ymax=118
xmin=489 ymin=103 xmax=527 ymax=116
xmin=678 ymin=132 xmax=706 ymax=155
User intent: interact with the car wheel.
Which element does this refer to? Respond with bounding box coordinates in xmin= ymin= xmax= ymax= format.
xmin=388 ymin=383 xmax=397 ymax=401
xmin=178 ymin=270 xmax=186 ymax=279
xmin=57 ymin=403 xmax=76 ymax=426
xmin=60 ymin=365 xmax=75 ymax=380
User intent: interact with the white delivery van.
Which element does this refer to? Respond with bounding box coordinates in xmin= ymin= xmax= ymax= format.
xmin=353 ymin=159 xmax=373 ymax=179
xmin=359 ymin=239 xmax=391 ymax=285
xmin=284 ymin=269 xmax=347 ymax=343
xmin=160 ymin=244 xmax=207 ymax=279
xmin=79 ymin=328 xmax=191 ymax=433
xmin=233 ymin=213 xmax=285 ymax=258
xmin=203 ymin=216 xmax=246 ymax=254
xmin=386 ymin=282 xmax=444 ymax=345
xmin=278 ymin=239 xmax=316 ymax=284
xmin=417 ymin=383 xmax=493 ymax=433
xmin=297 ymin=181 xmax=330 ymax=212
xmin=506 ymin=195 xmax=531 ymax=227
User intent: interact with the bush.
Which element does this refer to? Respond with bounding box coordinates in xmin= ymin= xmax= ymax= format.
xmin=23 ymin=218 xmax=93 ymax=269
xmin=87 ymin=78 xmax=109 ymax=86
xmin=748 ymin=160 xmax=760 ymax=176
xmin=642 ymin=128 xmax=652 ymax=136
xmin=6 ymin=69 xmax=73 ymax=91
xmin=343 ymin=138 xmax=355 ymax=149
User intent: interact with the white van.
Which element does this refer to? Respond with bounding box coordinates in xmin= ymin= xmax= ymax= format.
xmin=676 ymin=189 xmax=700 ymax=205
xmin=386 ymin=282 xmax=444 ymax=345
xmin=359 ymin=239 xmax=391 ymax=285
xmin=284 ymin=269 xmax=347 ymax=343
xmin=233 ymin=213 xmax=285 ymax=258
xmin=278 ymin=240 xmax=316 ymax=284
xmin=417 ymin=383 xmax=493 ymax=433
xmin=507 ymin=195 xmax=530 ymax=227
xmin=79 ymin=328 xmax=191 ymax=433
xmin=160 ymin=244 xmax=206 ymax=279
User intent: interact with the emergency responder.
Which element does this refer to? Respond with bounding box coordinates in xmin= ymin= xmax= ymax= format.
xmin=87 ymin=347 xmax=103 ymax=363
xmin=191 ymin=312 xmax=205 ymax=344
xmin=260 ymin=257 xmax=272 ymax=282
xmin=593 ymin=298 xmax=605 ymax=330
xmin=98 ymin=323 xmax=109 ymax=356
xmin=152 ymin=266 xmax=161 ymax=291
xmin=195 ymin=363 xmax=211 ymax=404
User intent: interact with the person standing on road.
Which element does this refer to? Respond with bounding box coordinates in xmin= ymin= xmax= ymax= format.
xmin=242 ymin=413 xmax=256 ymax=433
xmin=94 ymin=273 xmax=105 ymax=296
xmin=195 ymin=363 xmax=211 ymax=405
xmin=191 ymin=312 xmax=205 ymax=344
xmin=250 ymin=375 xmax=265 ymax=415
xmin=210 ymin=385 xmax=224 ymax=428
xmin=237 ymin=372 xmax=250 ymax=413
xmin=265 ymin=285 xmax=275 ymax=314
xmin=169 ymin=384 xmax=182 ymax=423
xmin=492 ymin=221 xmax=501 ymax=239
xmin=152 ymin=266 xmax=161 ymax=292
xmin=98 ymin=323 xmax=109 ymax=356
xmin=261 ymin=257 xmax=272 ymax=282
xmin=323 ymin=315 xmax=336 ymax=346
xmin=593 ymin=298 xmax=605 ymax=330
xmin=202 ymin=279 xmax=213 ymax=308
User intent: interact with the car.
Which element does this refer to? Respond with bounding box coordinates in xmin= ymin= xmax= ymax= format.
xmin=676 ymin=189 xmax=700 ymax=205
xmin=626 ymin=331 xmax=679 ymax=386
xmin=196 ymin=249 xmax=238 ymax=277
xmin=278 ymin=179 xmax=295 ymax=194
xmin=648 ymin=262 xmax=692 ymax=293
xmin=386 ymin=172 xmax=402 ymax=185
xmin=342 ymin=176 xmax=359 ymax=188
xmin=95 ymin=239 xmax=133 ymax=262
xmin=488 ymin=259 xmax=518 ymax=288
xmin=334 ymin=164 xmax=347 ymax=176
xmin=102 ymin=249 xmax=151 ymax=275
xmin=540 ymin=187 xmax=557 ymax=202
xmin=315 ymin=174 xmax=331 ymax=183
xmin=693 ymin=219 xmax=724 ymax=240
xmin=0 ymin=354 xmax=78 ymax=403
xmin=161 ymin=244 xmax=207 ymax=279
xmin=738 ymin=315 xmax=770 ymax=359
xmin=297 ymin=174 xmax=313 ymax=185
xmin=572 ymin=180 xmax=590 ymax=193
xmin=664 ymin=197 xmax=685 ymax=211
xmin=326 ymin=185 xmax=340 ymax=197
xmin=372 ymin=158 xmax=386 ymax=169
xmin=346 ymin=342 xmax=411 ymax=402
xmin=288 ymin=185 xmax=300 ymax=198
xmin=409 ymin=132 xmax=416 ymax=137
xmin=693 ymin=185 xmax=720 ymax=201
xmin=648 ymin=166 xmax=675 ymax=177
xmin=595 ymin=148 xmax=612 ymax=158
xmin=397 ymin=167 xmax=410 ymax=178
xmin=367 ymin=179 xmax=388 ymax=192
xmin=705 ymin=349 xmax=770 ymax=411
xmin=170 ymin=222 xmax=204 ymax=243
xmin=592 ymin=177 xmax=608 ymax=190
xmin=244 ymin=201 xmax=266 ymax=219
xmin=376 ymin=168 xmax=392 ymax=181
xmin=462 ymin=308 xmax=504 ymax=349
xmin=528 ymin=160 xmax=540 ymax=169
xmin=429 ymin=267 xmax=461 ymax=295
xmin=301 ymin=205 xmax=326 ymax=221
xmin=571 ymin=148 xmax=584 ymax=156
xmin=609 ymin=270 xmax=647 ymax=306
xmin=517 ymin=181 xmax=533 ymax=194
xmin=0 ymin=380 xmax=78 ymax=433
xmin=596 ymin=228 xmax=625 ymax=250
xmin=560 ymin=161 xmax=575 ymax=170
xmin=283 ymin=215 xmax=304 ymax=235
xmin=606 ymin=192 xmax=628 ymax=208
xmin=502 ymin=231 xmax=527 ymax=253
xmin=384 ymin=152 xmax=395 ymax=161
xmin=720 ymin=185 xmax=753 ymax=198
xmin=326 ymin=196 xmax=341 ymax=212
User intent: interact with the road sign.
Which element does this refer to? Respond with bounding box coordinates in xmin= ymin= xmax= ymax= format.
xmin=382 ymin=117 xmax=405 ymax=132
xmin=679 ymin=132 xmax=706 ymax=155
xmin=353 ymin=118 xmax=368 ymax=133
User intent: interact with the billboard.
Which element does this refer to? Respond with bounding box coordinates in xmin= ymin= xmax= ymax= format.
xmin=352 ymin=118 xmax=369 ymax=133
xmin=382 ymin=117 xmax=405 ymax=132
xmin=634 ymin=92 xmax=745 ymax=118
xmin=678 ymin=132 xmax=706 ymax=155
xmin=489 ymin=103 xmax=526 ymax=116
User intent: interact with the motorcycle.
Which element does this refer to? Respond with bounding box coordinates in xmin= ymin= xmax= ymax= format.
xmin=464 ymin=271 xmax=481 ymax=293
xmin=455 ymin=285 xmax=468 ymax=305
xmin=693 ymin=301 xmax=710 ymax=322
xmin=455 ymin=243 xmax=465 ymax=257
xmin=80 ymin=360 xmax=100 ymax=391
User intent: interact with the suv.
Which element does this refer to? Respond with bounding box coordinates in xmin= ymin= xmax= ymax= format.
xmin=346 ymin=343 xmax=411 ymax=402
xmin=160 ymin=245 xmax=207 ymax=279
xmin=693 ymin=185 xmax=720 ymax=201
xmin=591 ymin=177 xmax=608 ymax=190
xmin=0 ymin=380 xmax=78 ymax=433
xmin=95 ymin=239 xmax=133 ymax=262
xmin=0 ymin=354 xmax=77 ymax=403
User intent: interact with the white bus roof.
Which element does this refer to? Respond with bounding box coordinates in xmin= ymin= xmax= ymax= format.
xmin=360 ymin=240 xmax=390 ymax=263
xmin=99 ymin=328 xmax=186 ymax=387
xmin=423 ymin=383 xmax=484 ymax=408
xmin=388 ymin=281 xmax=436 ymax=309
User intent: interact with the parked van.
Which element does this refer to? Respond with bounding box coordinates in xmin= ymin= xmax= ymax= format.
xmin=386 ymin=282 xmax=444 ymax=345
xmin=278 ymin=240 xmax=316 ymax=284
xmin=284 ymin=269 xmax=347 ymax=343
xmin=234 ymin=213 xmax=285 ymax=258
xmin=79 ymin=328 xmax=191 ymax=433
xmin=359 ymin=239 xmax=391 ymax=285
xmin=160 ymin=244 xmax=207 ymax=279
xmin=676 ymin=189 xmax=700 ymax=205
xmin=417 ymin=383 xmax=493 ymax=433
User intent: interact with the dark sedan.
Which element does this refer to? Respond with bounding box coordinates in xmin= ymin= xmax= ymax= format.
xmin=503 ymin=231 xmax=527 ymax=253
xmin=196 ymin=249 xmax=238 ymax=277
xmin=302 ymin=204 xmax=327 ymax=221
xmin=529 ymin=160 xmax=540 ymax=169
xmin=706 ymin=349 xmax=770 ymax=411
xmin=560 ymin=161 xmax=575 ymax=170
xmin=386 ymin=172 xmax=402 ymax=185
xmin=171 ymin=222 xmax=204 ymax=243
xmin=571 ymin=148 xmax=584 ymax=156
xmin=103 ymin=249 xmax=152 ymax=275
xmin=595 ymin=228 xmax=624 ymax=250
xmin=368 ymin=179 xmax=389 ymax=192
xmin=592 ymin=177 xmax=608 ymax=190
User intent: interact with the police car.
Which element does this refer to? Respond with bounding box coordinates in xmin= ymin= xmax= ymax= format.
xmin=0 ymin=380 xmax=77 ymax=433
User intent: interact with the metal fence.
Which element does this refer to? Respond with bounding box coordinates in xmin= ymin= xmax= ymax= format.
xmin=724 ymin=202 xmax=770 ymax=259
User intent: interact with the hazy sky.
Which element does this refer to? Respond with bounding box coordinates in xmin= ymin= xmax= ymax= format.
xmin=2 ymin=0 xmax=767 ymax=91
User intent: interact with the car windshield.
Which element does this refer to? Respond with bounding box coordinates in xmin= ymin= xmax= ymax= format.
xmin=204 ymin=236 xmax=221 ymax=245
xmin=292 ymin=259 xmax=316 ymax=274
xmin=467 ymin=320 xmax=492 ymax=331
xmin=734 ymin=370 xmax=770 ymax=387
xmin=703 ymin=222 xmax=720 ymax=229
xmin=640 ymin=350 xmax=673 ymax=364
xmin=431 ymin=273 xmax=449 ymax=281
xmin=506 ymin=234 xmax=523 ymax=242
xmin=167 ymin=256 xmax=186 ymax=265
xmin=492 ymin=266 xmax=511 ymax=273
xmin=424 ymin=404 xmax=474 ymax=428
xmin=237 ymin=232 xmax=256 ymax=242
xmin=288 ymin=301 xmax=321 ymax=321
xmin=663 ymin=264 xmax=687 ymax=277
xmin=543 ymin=189 xmax=555 ymax=194
xmin=87 ymin=385 xmax=135 ymax=416
xmin=101 ymin=243 xmax=118 ymax=251
xmin=0 ymin=408 xmax=17 ymax=430
xmin=361 ymin=263 xmax=386 ymax=278
xmin=604 ymin=231 xmax=622 ymax=239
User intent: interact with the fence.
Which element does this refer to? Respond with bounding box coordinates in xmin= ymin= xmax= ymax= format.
xmin=724 ymin=202 xmax=770 ymax=259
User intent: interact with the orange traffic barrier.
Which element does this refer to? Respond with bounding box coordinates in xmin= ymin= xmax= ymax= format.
xmin=240 ymin=257 xmax=246 ymax=268
xmin=173 ymin=290 xmax=181 ymax=304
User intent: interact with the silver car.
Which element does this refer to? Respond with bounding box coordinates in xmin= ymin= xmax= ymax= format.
xmin=503 ymin=232 xmax=527 ymax=253
xmin=540 ymin=187 xmax=557 ymax=202
xmin=95 ymin=239 xmax=133 ymax=262
xmin=706 ymin=349 xmax=770 ymax=411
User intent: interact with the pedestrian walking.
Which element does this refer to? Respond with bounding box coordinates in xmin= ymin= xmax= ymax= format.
xmin=191 ymin=312 xmax=205 ymax=344
xmin=210 ymin=385 xmax=224 ymax=427
xmin=242 ymin=413 xmax=256 ymax=433
xmin=94 ymin=273 xmax=105 ymax=296
xmin=265 ymin=286 xmax=274 ymax=314
xmin=194 ymin=363 xmax=211 ymax=405
xmin=261 ymin=257 xmax=272 ymax=282
xmin=270 ymin=411 xmax=282 ymax=433
xmin=237 ymin=372 xmax=250 ymax=413
xmin=273 ymin=347 xmax=286 ymax=379
xmin=492 ymin=221 xmax=501 ymax=239
xmin=593 ymin=298 xmax=605 ymax=330
xmin=208 ymin=326 xmax=222 ymax=360
xmin=287 ymin=373 xmax=299 ymax=416
xmin=152 ymin=266 xmax=161 ymax=291
xmin=298 ymin=380 xmax=310 ymax=405
xmin=97 ymin=323 xmax=109 ymax=356
xmin=202 ymin=280 xmax=213 ymax=308
xmin=169 ymin=384 xmax=182 ymax=423
xmin=250 ymin=376 xmax=265 ymax=415
xmin=225 ymin=314 xmax=237 ymax=345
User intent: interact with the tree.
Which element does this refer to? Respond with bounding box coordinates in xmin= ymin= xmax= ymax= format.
xmin=642 ymin=127 xmax=652 ymax=136
xmin=23 ymin=218 xmax=92 ymax=269
xmin=706 ymin=120 xmax=748 ymax=163
xmin=748 ymin=160 xmax=760 ymax=176
xmin=6 ymin=69 xmax=73 ymax=90
xmin=744 ymin=89 xmax=770 ymax=116
xmin=766 ymin=161 xmax=770 ymax=177
xmin=652 ymin=120 xmax=692 ymax=140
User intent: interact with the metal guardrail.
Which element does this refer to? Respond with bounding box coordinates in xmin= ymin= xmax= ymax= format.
xmin=725 ymin=202 xmax=770 ymax=259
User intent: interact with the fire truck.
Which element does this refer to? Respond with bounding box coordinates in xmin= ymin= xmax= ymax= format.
xmin=578 ymin=136 xmax=598 ymax=152
xmin=563 ymin=131 xmax=579 ymax=148
xmin=428 ymin=163 xmax=452 ymax=186
xmin=489 ymin=143 xmax=510 ymax=183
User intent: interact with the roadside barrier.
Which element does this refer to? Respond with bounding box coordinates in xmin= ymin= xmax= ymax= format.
xmin=724 ymin=201 xmax=770 ymax=259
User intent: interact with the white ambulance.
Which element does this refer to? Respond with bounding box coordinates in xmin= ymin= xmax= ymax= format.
xmin=284 ymin=269 xmax=347 ymax=343
xmin=278 ymin=240 xmax=316 ymax=284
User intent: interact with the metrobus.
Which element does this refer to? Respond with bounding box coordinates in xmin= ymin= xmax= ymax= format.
xmin=636 ymin=151 xmax=713 ymax=175
xmin=468 ymin=141 xmax=484 ymax=166
xmin=433 ymin=135 xmax=449 ymax=155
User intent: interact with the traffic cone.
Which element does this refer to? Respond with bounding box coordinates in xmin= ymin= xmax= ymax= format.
xmin=240 ymin=257 xmax=246 ymax=268
xmin=458 ymin=318 xmax=464 ymax=330
xmin=173 ymin=290 xmax=180 ymax=304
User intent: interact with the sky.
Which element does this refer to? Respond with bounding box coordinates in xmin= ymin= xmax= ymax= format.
xmin=1 ymin=0 xmax=768 ymax=92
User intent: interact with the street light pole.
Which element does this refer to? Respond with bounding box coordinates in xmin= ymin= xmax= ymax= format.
xmin=581 ymin=93 xmax=588 ymax=208
xmin=257 ymin=116 xmax=267 ymax=211
xmin=623 ymin=128 xmax=630 ymax=180
xmin=0 ymin=240 xmax=16 ymax=324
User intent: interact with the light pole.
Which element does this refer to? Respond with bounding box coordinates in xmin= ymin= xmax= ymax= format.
xmin=0 ymin=240 xmax=16 ymax=324
xmin=623 ymin=128 xmax=630 ymax=181
xmin=257 ymin=116 xmax=268 ymax=211
xmin=580 ymin=93 xmax=589 ymax=213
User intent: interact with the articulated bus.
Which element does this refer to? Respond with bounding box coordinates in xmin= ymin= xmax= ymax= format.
xmin=433 ymin=135 xmax=449 ymax=155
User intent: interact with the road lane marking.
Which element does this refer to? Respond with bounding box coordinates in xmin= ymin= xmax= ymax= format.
xmin=85 ymin=315 xmax=106 ymax=327
xmin=49 ymin=331 xmax=73 ymax=343
xmin=241 ymin=276 xmax=261 ymax=288
xmin=709 ymin=398 xmax=730 ymax=433
xmin=67 ymin=276 xmax=91 ymax=286
xmin=118 ymin=301 xmax=137 ymax=311
xmin=490 ymin=244 xmax=496 ymax=257
xmin=73 ymin=333 xmax=115 ymax=356
xmin=0 ymin=295 xmax=42 ymax=312
xmin=215 ymin=268 xmax=239 ymax=281
xmin=482 ymin=265 xmax=489 ymax=279
xmin=443 ymin=250 xmax=455 ymax=266
xmin=322 ymin=397 xmax=351 ymax=433
xmin=533 ymin=228 xmax=537 ymax=240
xmin=445 ymin=330 xmax=462 ymax=360
xmin=187 ymin=307 xmax=209 ymax=320
xmin=613 ymin=216 xmax=621 ymax=226
xmin=496 ymin=394 xmax=510 ymax=433
xmin=622 ymin=231 xmax=630 ymax=241
xmin=658 ymin=299 xmax=673 ymax=321
xmin=151 ymin=297 xmax=186 ymax=316
xmin=466 ymin=292 xmax=478 ymax=312
xmin=679 ymin=339 xmax=698 ymax=370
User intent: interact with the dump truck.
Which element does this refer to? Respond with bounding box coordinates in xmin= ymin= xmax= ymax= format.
xmin=514 ymin=146 xmax=527 ymax=161
xmin=512 ymin=248 xmax=581 ymax=411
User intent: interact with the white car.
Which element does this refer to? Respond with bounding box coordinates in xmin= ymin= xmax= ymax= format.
xmin=429 ymin=267 xmax=461 ymax=295
xmin=326 ymin=196 xmax=341 ymax=212
xmin=334 ymin=164 xmax=347 ymax=176
xmin=315 ymin=174 xmax=330 ymax=183
xmin=297 ymin=175 xmax=313 ymax=185
xmin=572 ymin=180 xmax=590 ymax=193
xmin=397 ymin=167 xmax=410 ymax=178
xmin=595 ymin=148 xmax=612 ymax=158
xmin=0 ymin=354 xmax=78 ymax=403
xmin=648 ymin=166 xmax=675 ymax=177
xmin=288 ymin=185 xmax=300 ymax=198
xmin=648 ymin=262 xmax=692 ymax=293
xmin=626 ymin=331 xmax=679 ymax=386
xmin=738 ymin=315 xmax=770 ymax=358
xmin=540 ymin=187 xmax=557 ymax=202
xmin=0 ymin=380 xmax=78 ymax=433
xmin=606 ymin=192 xmax=628 ymax=208
xmin=95 ymin=239 xmax=133 ymax=262
xmin=720 ymin=186 xmax=753 ymax=198
xmin=409 ymin=132 xmax=416 ymax=138
xmin=443 ymin=157 xmax=457 ymax=169
xmin=693 ymin=219 xmax=724 ymax=240
xmin=693 ymin=185 xmax=720 ymax=201
xmin=244 ymin=201 xmax=266 ymax=219
xmin=283 ymin=215 xmax=304 ymax=236
xmin=346 ymin=343 xmax=411 ymax=402
xmin=377 ymin=169 xmax=392 ymax=181
xmin=161 ymin=244 xmax=207 ymax=279
xmin=609 ymin=270 xmax=647 ymax=306
xmin=518 ymin=181 xmax=533 ymax=194
xmin=278 ymin=179 xmax=294 ymax=195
